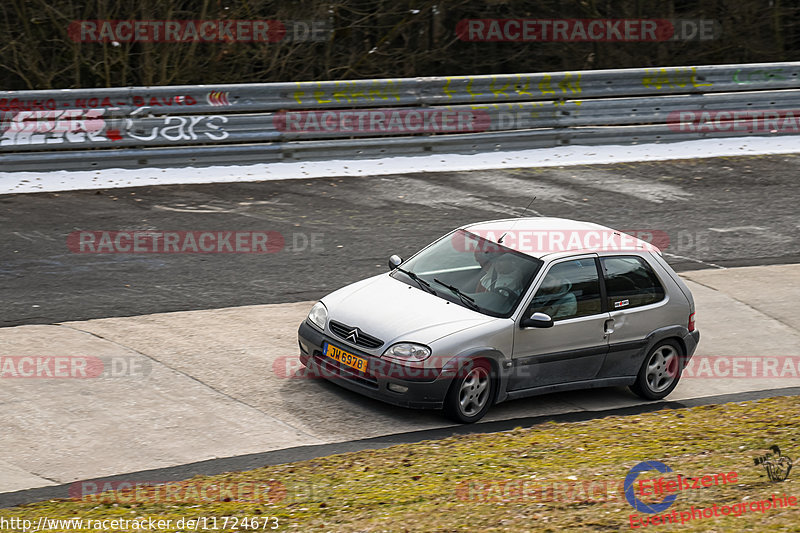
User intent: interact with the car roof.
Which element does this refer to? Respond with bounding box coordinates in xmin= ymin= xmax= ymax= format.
xmin=460 ymin=217 xmax=659 ymax=259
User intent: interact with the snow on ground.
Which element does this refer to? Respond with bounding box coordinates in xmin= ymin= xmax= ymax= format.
xmin=2 ymin=135 xmax=800 ymax=194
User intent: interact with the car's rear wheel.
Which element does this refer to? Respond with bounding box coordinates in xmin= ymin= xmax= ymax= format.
xmin=630 ymin=340 xmax=684 ymax=400
xmin=443 ymin=359 xmax=494 ymax=423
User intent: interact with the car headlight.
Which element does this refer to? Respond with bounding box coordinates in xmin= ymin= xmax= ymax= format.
xmin=307 ymin=302 xmax=328 ymax=331
xmin=382 ymin=343 xmax=431 ymax=362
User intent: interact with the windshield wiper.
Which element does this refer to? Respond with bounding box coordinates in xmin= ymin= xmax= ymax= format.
xmin=432 ymin=278 xmax=481 ymax=311
xmin=395 ymin=267 xmax=436 ymax=294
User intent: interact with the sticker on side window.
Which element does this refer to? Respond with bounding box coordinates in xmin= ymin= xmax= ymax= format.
xmin=614 ymin=299 xmax=630 ymax=308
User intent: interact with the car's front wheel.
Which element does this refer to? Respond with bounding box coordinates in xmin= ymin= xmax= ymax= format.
xmin=443 ymin=359 xmax=494 ymax=423
xmin=630 ymin=340 xmax=684 ymax=400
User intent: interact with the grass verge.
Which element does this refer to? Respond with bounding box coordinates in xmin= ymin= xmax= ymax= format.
xmin=1 ymin=395 xmax=799 ymax=532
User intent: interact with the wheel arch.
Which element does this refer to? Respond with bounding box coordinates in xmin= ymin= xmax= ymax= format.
xmin=642 ymin=326 xmax=690 ymax=358
xmin=443 ymin=347 xmax=509 ymax=405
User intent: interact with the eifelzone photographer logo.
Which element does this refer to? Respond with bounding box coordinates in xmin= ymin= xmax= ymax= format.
xmin=625 ymin=456 xmax=797 ymax=528
xmin=754 ymin=445 xmax=793 ymax=482
xmin=624 ymin=461 xmax=679 ymax=514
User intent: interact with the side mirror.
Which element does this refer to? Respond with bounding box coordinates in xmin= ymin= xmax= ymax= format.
xmin=520 ymin=312 xmax=553 ymax=329
xmin=388 ymin=254 xmax=403 ymax=270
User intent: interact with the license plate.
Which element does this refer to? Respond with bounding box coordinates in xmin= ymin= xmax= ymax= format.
xmin=323 ymin=342 xmax=368 ymax=373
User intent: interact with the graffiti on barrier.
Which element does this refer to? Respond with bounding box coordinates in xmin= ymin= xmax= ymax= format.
xmin=642 ymin=67 xmax=713 ymax=90
xmin=733 ymin=68 xmax=788 ymax=84
xmin=125 ymin=112 xmax=229 ymax=141
xmin=292 ymin=80 xmax=403 ymax=106
xmin=1 ymin=108 xmax=229 ymax=146
xmin=206 ymin=91 xmax=231 ymax=106
xmin=0 ymin=95 xmax=198 ymax=112
xmin=442 ymin=73 xmax=582 ymax=100
xmin=1 ymin=109 xmax=111 ymax=145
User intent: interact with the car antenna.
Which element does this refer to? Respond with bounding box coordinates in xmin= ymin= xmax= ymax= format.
xmin=498 ymin=196 xmax=536 ymax=244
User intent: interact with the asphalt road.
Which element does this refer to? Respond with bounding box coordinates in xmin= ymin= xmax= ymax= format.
xmin=2 ymin=153 xmax=800 ymax=327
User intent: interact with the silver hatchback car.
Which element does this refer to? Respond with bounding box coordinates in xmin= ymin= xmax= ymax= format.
xmin=298 ymin=217 xmax=699 ymax=423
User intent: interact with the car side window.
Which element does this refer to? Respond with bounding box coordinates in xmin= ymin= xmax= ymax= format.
xmin=601 ymin=256 xmax=665 ymax=310
xmin=526 ymin=259 xmax=602 ymax=321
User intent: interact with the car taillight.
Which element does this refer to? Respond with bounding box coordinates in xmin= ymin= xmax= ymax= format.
xmin=688 ymin=312 xmax=696 ymax=332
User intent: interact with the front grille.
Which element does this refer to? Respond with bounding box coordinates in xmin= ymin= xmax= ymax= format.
xmin=329 ymin=320 xmax=384 ymax=349
xmin=312 ymin=351 xmax=379 ymax=389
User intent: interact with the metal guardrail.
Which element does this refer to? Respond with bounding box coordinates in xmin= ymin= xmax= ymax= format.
xmin=2 ymin=62 xmax=800 ymax=170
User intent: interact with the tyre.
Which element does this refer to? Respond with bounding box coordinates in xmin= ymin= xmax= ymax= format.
xmin=443 ymin=359 xmax=495 ymax=423
xmin=630 ymin=340 xmax=684 ymax=400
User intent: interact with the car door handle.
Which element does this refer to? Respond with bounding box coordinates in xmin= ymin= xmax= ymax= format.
xmin=604 ymin=318 xmax=615 ymax=336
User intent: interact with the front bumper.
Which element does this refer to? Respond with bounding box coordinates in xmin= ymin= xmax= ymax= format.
xmin=297 ymin=320 xmax=454 ymax=409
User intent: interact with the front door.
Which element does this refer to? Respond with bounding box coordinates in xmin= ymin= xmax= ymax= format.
xmin=509 ymin=256 xmax=610 ymax=391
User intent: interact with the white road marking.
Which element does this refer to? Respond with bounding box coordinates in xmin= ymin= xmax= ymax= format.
xmin=709 ymin=226 xmax=768 ymax=233
xmin=455 ymin=171 xmax=585 ymax=207
xmin=662 ymin=252 xmax=725 ymax=270
xmin=547 ymin=170 xmax=693 ymax=204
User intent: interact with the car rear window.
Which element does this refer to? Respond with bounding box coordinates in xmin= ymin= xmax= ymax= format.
xmin=601 ymin=256 xmax=665 ymax=310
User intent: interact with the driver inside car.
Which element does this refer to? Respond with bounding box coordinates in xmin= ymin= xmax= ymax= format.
xmin=473 ymin=249 xmax=495 ymax=292
xmin=528 ymin=273 xmax=577 ymax=320
xmin=478 ymin=253 xmax=524 ymax=294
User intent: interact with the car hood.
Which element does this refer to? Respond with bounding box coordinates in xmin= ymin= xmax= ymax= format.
xmin=322 ymin=273 xmax=496 ymax=349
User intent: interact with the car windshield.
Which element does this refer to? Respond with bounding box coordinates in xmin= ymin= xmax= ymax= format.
xmin=392 ymin=229 xmax=544 ymax=318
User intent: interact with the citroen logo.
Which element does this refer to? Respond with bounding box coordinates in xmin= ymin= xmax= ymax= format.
xmin=345 ymin=328 xmax=360 ymax=343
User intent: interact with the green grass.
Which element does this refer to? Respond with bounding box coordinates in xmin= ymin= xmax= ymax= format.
xmin=2 ymin=395 xmax=799 ymax=532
